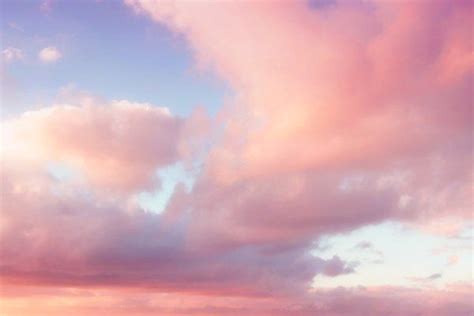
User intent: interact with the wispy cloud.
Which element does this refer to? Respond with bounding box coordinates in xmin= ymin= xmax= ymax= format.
xmin=2 ymin=47 xmax=24 ymax=63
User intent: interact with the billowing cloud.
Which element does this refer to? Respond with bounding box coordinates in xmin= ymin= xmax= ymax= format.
xmin=129 ymin=0 xmax=472 ymax=237
xmin=1 ymin=97 xmax=187 ymax=193
xmin=0 ymin=93 xmax=353 ymax=297
xmin=38 ymin=46 xmax=62 ymax=63
xmin=0 ymin=156 xmax=354 ymax=296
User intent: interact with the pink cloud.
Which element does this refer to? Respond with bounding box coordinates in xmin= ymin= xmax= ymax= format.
xmin=2 ymin=99 xmax=183 ymax=193
xmin=0 ymin=283 xmax=472 ymax=316
xmin=1 ymin=1 xmax=472 ymax=315
xmin=0 ymin=144 xmax=355 ymax=297
xmin=129 ymin=0 xmax=472 ymax=235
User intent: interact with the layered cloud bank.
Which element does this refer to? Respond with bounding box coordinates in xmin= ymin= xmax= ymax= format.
xmin=1 ymin=0 xmax=472 ymax=315
xmin=0 ymin=96 xmax=358 ymax=301
xmin=1 ymin=284 xmax=472 ymax=316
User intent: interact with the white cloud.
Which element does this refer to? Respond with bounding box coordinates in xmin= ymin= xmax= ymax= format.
xmin=2 ymin=47 xmax=24 ymax=63
xmin=38 ymin=46 xmax=62 ymax=63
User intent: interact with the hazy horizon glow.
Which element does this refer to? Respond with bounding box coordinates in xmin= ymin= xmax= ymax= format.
xmin=0 ymin=0 xmax=472 ymax=315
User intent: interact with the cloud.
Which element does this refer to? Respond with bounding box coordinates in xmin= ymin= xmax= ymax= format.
xmin=0 ymin=283 xmax=472 ymax=316
xmin=128 ymin=0 xmax=472 ymax=238
xmin=428 ymin=273 xmax=443 ymax=280
xmin=354 ymin=241 xmax=373 ymax=250
xmin=0 ymin=158 xmax=353 ymax=296
xmin=2 ymin=47 xmax=24 ymax=63
xmin=167 ymin=169 xmax=402 ymax=252
xmin=352 ymin=241 xmax=384 ymax=259
xmin=40 ymin=0 xmax=53 ymax=13
xmin=38 ymin=46 xmax=62 ymax=63
xmin=2 ymin=96 xmax=185 ymax=193
xmin=408 ymin=272 xmax=443 ymax=284
xmin=1 ymin=93 xmax=337 ymax=296
xmin=1 ymin=1 xmax=473 ymax=315
xmin=310 ymin=284 xmax=473 ymax=316
xmin=321 ymin=256 xmax=358 ymax=277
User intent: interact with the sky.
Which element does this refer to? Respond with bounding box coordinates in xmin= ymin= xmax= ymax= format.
xmin=0 ymin=0 xmax=472 ymax=315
